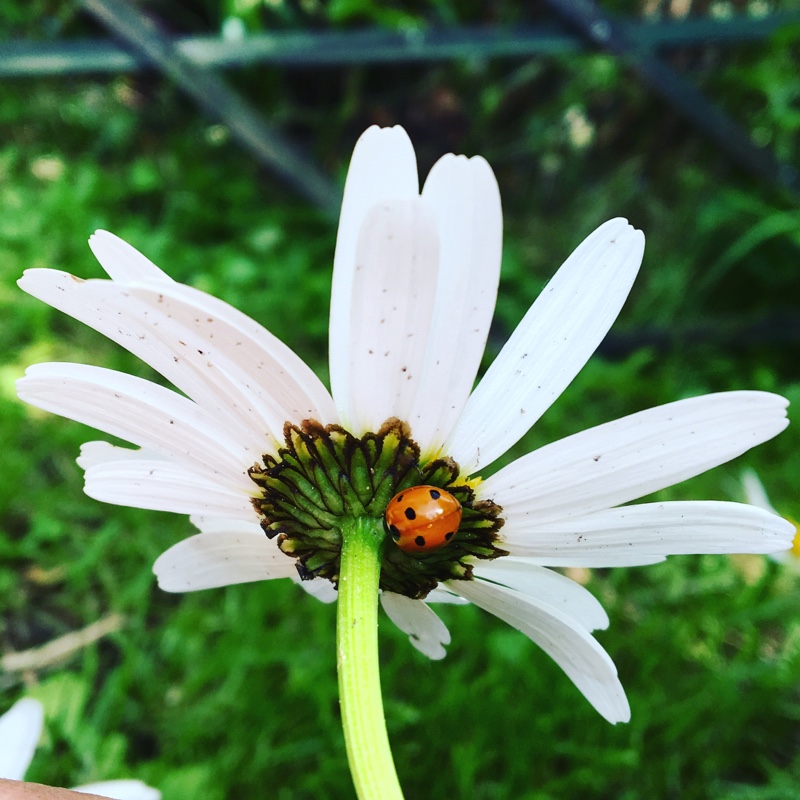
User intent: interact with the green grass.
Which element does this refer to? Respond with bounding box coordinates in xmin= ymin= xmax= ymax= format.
xmin=2 ymin=7 xmax=800 ymax=798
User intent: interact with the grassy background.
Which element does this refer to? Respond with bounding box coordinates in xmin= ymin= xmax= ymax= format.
xmin=2 ymin=2 xmax=800 ymax=798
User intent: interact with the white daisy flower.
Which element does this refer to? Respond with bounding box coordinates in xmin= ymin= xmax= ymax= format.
xmin=741 ymin=468 xmax=800 ymax=569
xmin=17 ymin=126 xmax=792 ymax=726
xmin=0 ymin=697 xmax=159 ymax=799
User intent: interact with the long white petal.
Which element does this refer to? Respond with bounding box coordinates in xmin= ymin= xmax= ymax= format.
xmin=446 ymin=218 xmax=644 ymax=473
xmin=502 ymin=501 xmax=794 ymax=567
xmin=482 ymin=391 xmax=789 ymax=526
xmin=329 ymin=126 xmax=419 ymax=421
xmin=187 ymin=518 xmax=338 ymax=592
xmin=516 ymin=553 xmax=666 ymax=568
xmin=18 ymin=269 xmax=335 ymax=449
xmin=89 ymin=230 xmax=171 ymax=283
xmin=17 ymin=363 xmax=253 ymax=490
xmin=77 ymin=442 xmax=164 ymax=470
xmin=473 ymin=560 xmax=608 ymax=631
xmin=424 ymin=587 xmax=469 ymax=605
xmin=380 ymin=592 xmax=450 ymax=660
xmin=333 ymin=197 xmax=440 ymax=433
xmin=126 ymin=280 xmax=337 ymax=436
xmin=72 ymin=780 xmax=161 ymax=800
xmin=452 ymin=579 xmax=629 ymax=723
xmin=83 ymin=461 xmax=257 ymax=519
xmin=0 ymin=697 xmax=43 ymax=780
xmin=408 ymin=153 xmax=503 ymax=455
xmin=153 ymin=531 xmax=296 ymax=592
xmin=290 ymin=574 xmax=338 ymax=603
xmin=189 ymin=515 xmax=262 ymax=535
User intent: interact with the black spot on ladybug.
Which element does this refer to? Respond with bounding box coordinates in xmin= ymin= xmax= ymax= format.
xmin=404 ymin=507 xmax=416 ymax=521
xmin=414 ymin=535 xmax=426 ymax=547
xmin=429 ymin=489 xmax=441 ymax=500
xmin=395 ymin=494 xmax=404 ymax=503
xmin=389 ymin=524 xmax=400 ymax=541
xmin=445 ymin=531 xmax=454 ymax=541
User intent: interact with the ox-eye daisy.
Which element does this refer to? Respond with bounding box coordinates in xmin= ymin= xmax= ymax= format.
xmin=17 ymin=127 xmax=792 ymax=798
xmin=0 ymin=697 xmax=159 ymax=799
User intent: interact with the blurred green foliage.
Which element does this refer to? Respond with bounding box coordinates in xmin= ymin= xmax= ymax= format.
xmin=1 ymin=1 xmax=800 ymax=799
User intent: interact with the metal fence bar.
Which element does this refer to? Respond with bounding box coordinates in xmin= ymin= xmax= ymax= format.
xmin=1 ymin=13 xmax=799 ymax=76
xmin=79 ymin=0 xmax=341 ymax=215
xmin=545 ymin=0 xmax=800 ymax=198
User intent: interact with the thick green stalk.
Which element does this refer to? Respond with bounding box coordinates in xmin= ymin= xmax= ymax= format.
xmin=337 ymin=517 xmax=404 ymax=800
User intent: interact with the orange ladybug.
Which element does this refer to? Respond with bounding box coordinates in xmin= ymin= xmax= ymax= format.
xmin=384 ymin=485 xmax=462 ymax=552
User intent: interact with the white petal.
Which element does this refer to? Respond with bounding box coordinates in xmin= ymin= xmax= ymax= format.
xmin=189 ymin=515 xmax=262 ymax=535
xmin=17 ymin=363 xmax=253 ymax=490
xmin=380 ymin=592 xmax=450 ymax=660
xmin=89 ymin=230 xmax=171 ymax=283
xmin=521 ymin=553 xmax=666 ymax=568
xmin=502 ymin=501 xmax=795 ymax=567
xmin=18 ymin=269 xmax=336 ymax=449
xmin=452 ymin=579 xmax=629 ymax=723
xmin=72 ymin=779 xmax=161 ymax=800
xmin=290 ymin=574 xmax=338 ymax=603
xmin=332 ymin=197 xmax=440 ymax=433
xmin=126 ymin=280 xmax=336 ymax=438
xmin=77 ymin=442 xmax=164 ymax=470
xmin=83 ymin=461 xmax=257 ymax=520
xmin=407 ymin=153 xmax=503 ymax=455
xmin=0 ymin=697 xmax=43 ymax=780
xmin=154 ymin=531 xmax=296 ymax=592
xmin=424 ymin=587 xmax=469 ymax=605
xmin=473 ymin=559 xmax=608 ymax=631
xmin=446 ymin=219 xmax=645 ymax=473
xmin=741 ymin=468 xmax=777 ymax=514
xmin=482 ymin=391 xmax=790 ymax=526
xmin=44 ymin=273 xmax=211 ymax=436
xmin=329 ymin=126 xmax=419 ymax=420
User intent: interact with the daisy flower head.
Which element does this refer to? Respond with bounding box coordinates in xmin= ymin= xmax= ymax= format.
xmin=0 ymin=697 xmax=159 ymax=799
xmin=16 ymin=126 xmax=793 ymax=729
xmin=741 ymin=468 xmax=800 ymax=569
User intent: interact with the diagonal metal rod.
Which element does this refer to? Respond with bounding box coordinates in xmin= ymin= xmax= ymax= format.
xmin=544 ymin=0 xmax=800 ymax=199
xmin=80 ymin=0 xmax=341 ymax=215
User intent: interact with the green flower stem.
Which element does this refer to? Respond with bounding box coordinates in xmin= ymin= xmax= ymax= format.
xmin=337 ymin=516 xmax=404 ymax=800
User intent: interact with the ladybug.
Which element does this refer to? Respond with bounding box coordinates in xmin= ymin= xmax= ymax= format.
xmin=384 ymin=485 xmax=462 ymax=552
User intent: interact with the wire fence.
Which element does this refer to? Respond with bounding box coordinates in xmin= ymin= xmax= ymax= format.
xmin=3 ymin=1 xmax=799 ymax=210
